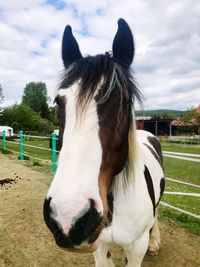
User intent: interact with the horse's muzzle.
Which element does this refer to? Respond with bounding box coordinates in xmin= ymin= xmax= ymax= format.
xmin=43 ymin=198 xmax=103 ymax=250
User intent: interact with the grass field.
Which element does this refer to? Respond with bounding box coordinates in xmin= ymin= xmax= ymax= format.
xmin=160 ymin=141 xmax=200 ymax=235
xmin=1 ymin=138 xmax=200 ymax=234
xmin=161 ymin=141 xmax=200 ymax=154
xmin=3 ymin=137 xmax=52 ymax=171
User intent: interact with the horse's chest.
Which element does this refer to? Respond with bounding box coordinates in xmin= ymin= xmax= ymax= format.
xmin=101 ymin=185 xmax=155 ymax=245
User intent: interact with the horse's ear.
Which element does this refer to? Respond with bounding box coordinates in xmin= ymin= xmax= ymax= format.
xmin=112 ymin=19 xmax=134 ymax=67
xmin=62 ymin=25 xmax=82 ymax=68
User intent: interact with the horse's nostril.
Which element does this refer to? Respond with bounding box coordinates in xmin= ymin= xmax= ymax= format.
xmin=89 ymin=198 xmax=95 ymax=208
xmin=68 ymin=199 xmax=103 ymax=246
xmin=43 ymin=197 xmax=73 ymax=248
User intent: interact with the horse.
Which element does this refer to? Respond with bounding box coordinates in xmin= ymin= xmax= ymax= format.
xmin=43 ymin=18 xmax=165 ymax=267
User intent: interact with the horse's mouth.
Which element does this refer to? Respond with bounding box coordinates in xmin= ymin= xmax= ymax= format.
xmin=51 ymin=218 xmax=106 ymax=254
xmin=60 ymin=239 xmax=100 ymax=253
xmin=54 ymin=218 xmax=106 ymax=253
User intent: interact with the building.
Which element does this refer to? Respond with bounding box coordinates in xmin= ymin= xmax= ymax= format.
xmin=0 ymin=126 xmax=14 ymax=137
xmin=136 ymin=116 xmax=173 ymax=136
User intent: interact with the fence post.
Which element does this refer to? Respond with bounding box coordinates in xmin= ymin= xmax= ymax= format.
xmin=3 ymin=130 xmax=6 ymax=153
xmin=51 ymin=133 xmax=57 ymax=173
xmin=19 ymin=130 xmax=24 ymax=160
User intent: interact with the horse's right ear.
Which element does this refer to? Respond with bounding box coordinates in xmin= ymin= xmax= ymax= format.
xmin=112 ymin=19 xmax=134 ymax=67
xmin=62 ymin=25 xmax=82 ymax=68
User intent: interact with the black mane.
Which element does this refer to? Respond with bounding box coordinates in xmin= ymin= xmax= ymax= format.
xmin=59 ymin=52 xmax=142 ymax=110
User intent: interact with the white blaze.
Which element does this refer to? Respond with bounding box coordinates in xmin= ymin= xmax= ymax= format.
xmin=47 ymin=83 xmax=103 ymax=234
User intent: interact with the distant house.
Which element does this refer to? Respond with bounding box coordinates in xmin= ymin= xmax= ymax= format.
xmin=136 ymin=116 xmax=173 ymax=136
xmin=0 ymin=126 xmax=14 ymax=137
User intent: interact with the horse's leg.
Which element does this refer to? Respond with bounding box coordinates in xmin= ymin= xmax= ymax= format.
xmin=123 ymin=230 xmax=149 ymax=267
xmin=93 ymin=241 xmax=115 ymax=267
xmin=147 ymin=210 xmax=161 ymax=256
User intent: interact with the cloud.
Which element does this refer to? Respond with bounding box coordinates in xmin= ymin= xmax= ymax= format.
xmin=0 ymin=0 xmax=200 ymax=111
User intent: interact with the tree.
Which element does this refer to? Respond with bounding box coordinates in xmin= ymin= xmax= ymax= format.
xmin=0 ymin=83 xmax=4 ymax=104
xmin=2 ymin=104 xmax=42 ymax=131
xmin=180 ymin=107 xmax=200 ymax=125
xmin=22 ymin=82 xmax=49 ymax=118
xmin=178 ymin=106 xmax=200 ymax=135
xmin=1 ymin=104 xmax=55 ymax=133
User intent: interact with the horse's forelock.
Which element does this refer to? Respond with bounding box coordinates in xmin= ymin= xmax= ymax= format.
xmin=59 ymin=53 xmax=142 ymax=116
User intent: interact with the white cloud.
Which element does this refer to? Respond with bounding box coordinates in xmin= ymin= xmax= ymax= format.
xmin=0 ymin=0 xmax=200 ymax=110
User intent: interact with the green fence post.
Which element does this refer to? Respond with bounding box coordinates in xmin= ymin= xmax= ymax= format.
xmin=19 ymin=130 xmax=24 ymax=160
xmin=51 ymin=133 xmax=57 ymax=173
xmin=3 ymin=130 xmax=6 ymax=153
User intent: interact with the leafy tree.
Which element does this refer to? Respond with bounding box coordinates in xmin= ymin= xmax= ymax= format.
xmin=1 ymin=104 xmax=55 ymax=133
xmin=22 ymin=82 xmax=49 ymax=118
xmin=177 ymin=107 xmax=200 ymax=135
xmin=0 ymin=83 xmax=4 ymax=104
xmin=2 ymin=104 xmax=42 ymax=131
xmin=135 ymin=109 xmax=183 ymax=119
xmin=180 ymin=107 xmax=200 ymax=125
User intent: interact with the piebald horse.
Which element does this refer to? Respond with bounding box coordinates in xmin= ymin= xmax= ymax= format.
xmin=43 ymin=19 xmax=165 ymax=267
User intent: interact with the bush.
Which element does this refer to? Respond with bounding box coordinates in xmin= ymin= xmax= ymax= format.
xmin=0 ymin=104 xmax=56 ymax=134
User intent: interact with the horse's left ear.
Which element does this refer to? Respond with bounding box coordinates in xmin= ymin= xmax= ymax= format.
xmin=112 ymin=19 xmax=134 ymax=67
xmin=62 ymin=25 xmax=82 ymax=68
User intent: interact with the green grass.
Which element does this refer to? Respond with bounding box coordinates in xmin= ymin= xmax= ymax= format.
xmin=161 ymin=141 xmax=200 ymax=154
xmin=166 ymin=180 xmax=200 ymax=193
xmin=1 ymin=138 xmax=52 ymax=172
xmin=160 ymin=208 xmax=200 ymax=235
xmin=160 ymin=142 xmax=200 ymax=235
xmin=162 ymin=195 xmax=200 ymax=214
xmin=163 ymin=157 xmax=200 ymax=185
xmin=23 ymin=139 xmax=51 ymax=160
xmin=5 ymin=138 xmax=51 ymax=160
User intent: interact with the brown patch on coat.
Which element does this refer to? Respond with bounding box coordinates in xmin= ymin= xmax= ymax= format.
xmin=55 ymin=95 xmax=67 ymax=148
xmin=96 ymin=88 xmax=132 ymax=221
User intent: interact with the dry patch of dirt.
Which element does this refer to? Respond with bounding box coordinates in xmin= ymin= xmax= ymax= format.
xmin=0 ymin=153 xmax=200 ymax=267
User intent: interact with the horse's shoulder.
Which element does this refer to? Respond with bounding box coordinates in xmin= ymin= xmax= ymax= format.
xmin=136 ymin=130 xmax=158 ymax=145
xmin=135 ymin=129 xmax=163 ymax=170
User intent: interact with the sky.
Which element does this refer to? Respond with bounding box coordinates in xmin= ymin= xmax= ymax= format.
xmin=0 ymin=0 xmax=200 ymax=110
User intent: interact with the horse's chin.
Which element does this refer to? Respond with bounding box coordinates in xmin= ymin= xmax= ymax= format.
xmin=60 ymin=239 xmax=100 ymax=253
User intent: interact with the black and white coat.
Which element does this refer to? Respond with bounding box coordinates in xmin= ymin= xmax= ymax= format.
xmin=94 ymin=129 xmax=165 ymax=267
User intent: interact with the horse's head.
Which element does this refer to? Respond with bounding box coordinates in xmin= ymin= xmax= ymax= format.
xmin=43 ymin=19 xmax=141 ymax=252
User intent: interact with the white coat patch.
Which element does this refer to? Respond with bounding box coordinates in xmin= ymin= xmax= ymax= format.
xmin=47 ymin=83 xmax=103 ymax=235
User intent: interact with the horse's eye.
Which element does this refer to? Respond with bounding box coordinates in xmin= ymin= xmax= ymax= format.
xmin=54 ymin=96 xmax=60 ymax=106
xmin=55 ymin=96 xmax=66 ymax=108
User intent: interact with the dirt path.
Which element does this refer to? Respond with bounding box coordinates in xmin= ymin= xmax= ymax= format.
xmin=0 ymin=153 xmax=200 ymax=267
